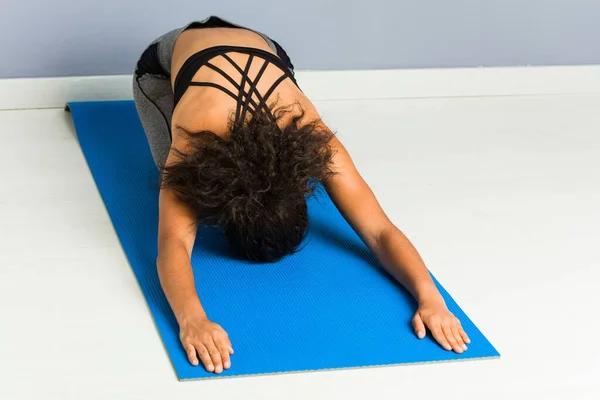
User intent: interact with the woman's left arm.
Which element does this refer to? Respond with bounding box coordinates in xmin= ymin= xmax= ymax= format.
xmin=323 ymin=135 xmax=470 ymax=353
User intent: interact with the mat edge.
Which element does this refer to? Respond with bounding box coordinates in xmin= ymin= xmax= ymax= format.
xmin=178 ymin=354 xmax=501 ymax=381
xmin=67 ymin=101 xmax=184 ymax=381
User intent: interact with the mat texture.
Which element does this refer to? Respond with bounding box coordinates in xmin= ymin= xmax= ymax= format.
xmin=69 ymin=100 xmax=498 ymax=380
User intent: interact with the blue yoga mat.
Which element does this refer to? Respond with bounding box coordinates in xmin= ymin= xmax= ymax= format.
xmin=69 ymin=100 xmax=498 ymax=380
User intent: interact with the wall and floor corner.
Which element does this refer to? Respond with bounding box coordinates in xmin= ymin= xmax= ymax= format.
xmin=2 ymin=1 xmax=600 ymax=110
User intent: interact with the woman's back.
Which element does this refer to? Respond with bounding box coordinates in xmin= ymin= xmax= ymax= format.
xmin=171 ymin=27 xmax=305 ymax=137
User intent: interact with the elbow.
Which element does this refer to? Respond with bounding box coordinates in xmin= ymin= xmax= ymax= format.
xmin=372 ymin=221 xmax=398 ymax=251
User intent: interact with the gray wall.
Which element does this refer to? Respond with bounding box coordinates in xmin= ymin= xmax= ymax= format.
xmin=2 ymin=0 xmax=600 ymax=78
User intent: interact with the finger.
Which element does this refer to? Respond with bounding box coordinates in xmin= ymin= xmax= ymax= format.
xmin=216 ymin=339 xmax=231 ymax=370
xmin=205 ymin=340 xmax=223 ymax=374
xmin=194 ymin=343 xmax=214 ymax=372
xmin=223 ymin=334 xmax=234 ymax=354
xmin=412 ymin=314 xmax=426 ymax=339
xmin=184 ymin=343 xmax=199 ymax=366
xmin=459 ymin=325 xmax=471 ymax=344
xmin=451 ymin=324 xmax=467 ymax=351
xmin=430 ymin=324 xmax=452 ymax=351
xmin=442 ymin=323 xmax=463 ymax=353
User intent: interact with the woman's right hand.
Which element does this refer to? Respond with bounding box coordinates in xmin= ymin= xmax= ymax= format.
xmin=179 ymin=316 xmax=234 ymax=373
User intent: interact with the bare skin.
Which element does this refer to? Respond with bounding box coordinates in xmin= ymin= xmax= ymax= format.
xmin=157 ymin=27 xmax=470 ymax=374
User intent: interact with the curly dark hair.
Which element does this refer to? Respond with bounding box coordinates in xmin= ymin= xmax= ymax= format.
xmin=160 ymin=102 xmax=336 ymax=262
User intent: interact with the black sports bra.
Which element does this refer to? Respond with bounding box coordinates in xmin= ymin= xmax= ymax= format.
xmin=173 ymin=45 xmax=299 ymax=126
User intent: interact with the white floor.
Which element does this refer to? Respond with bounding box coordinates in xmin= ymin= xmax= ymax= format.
xmin=1 ymin=94 xmax=599 ymax=399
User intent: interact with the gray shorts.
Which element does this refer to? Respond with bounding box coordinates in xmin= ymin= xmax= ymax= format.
xmin=132 ymin=16 xmax=295 ymax=167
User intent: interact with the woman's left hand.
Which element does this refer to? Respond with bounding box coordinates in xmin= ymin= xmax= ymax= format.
xmin=412 ymin=299 xmax=471 ymax=353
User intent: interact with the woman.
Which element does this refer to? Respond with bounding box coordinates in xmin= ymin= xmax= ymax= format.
xmin=133 ymin=16 xmax=470 ymax=374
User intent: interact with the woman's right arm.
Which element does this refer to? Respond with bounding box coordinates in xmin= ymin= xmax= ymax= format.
xmin=157 ymin=149 xmax=233 ymax=374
